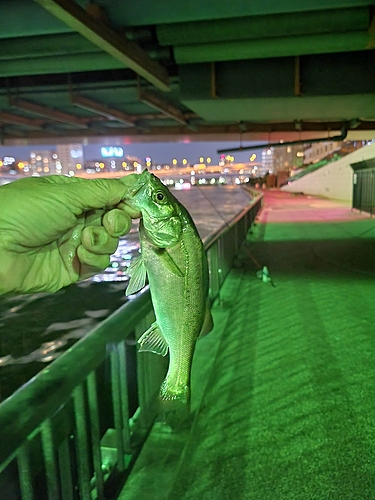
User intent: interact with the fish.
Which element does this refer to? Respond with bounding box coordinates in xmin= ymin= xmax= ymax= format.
xmin=123 ymin=170 xmax=213 ymax=409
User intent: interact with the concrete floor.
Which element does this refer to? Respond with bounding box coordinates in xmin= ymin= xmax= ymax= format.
xmin=120 ymin=190 xmax=375 ymax=500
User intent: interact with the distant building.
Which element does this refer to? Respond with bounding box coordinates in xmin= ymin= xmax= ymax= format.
xmin=272 ymin=144 xmax=304 ymax=172
xmin=303 ymin=140 xmax=368 ymax=165
xmin=56 ymin=144 xmax=84 ymax=174
xmin=29 ymin=150 xmax=60 ymax=175
xmin=261 ymin=148 xmax=274 ymax=173
xmin=303 ymin=141 xmax=341 ymax=165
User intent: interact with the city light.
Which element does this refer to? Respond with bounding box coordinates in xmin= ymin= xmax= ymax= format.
xmin=101 ymin=146 xmax=124 ymax=158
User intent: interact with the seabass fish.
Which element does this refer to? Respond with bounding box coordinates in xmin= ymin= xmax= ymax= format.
xmin=124 ymin=170 xmax=213 ymax=407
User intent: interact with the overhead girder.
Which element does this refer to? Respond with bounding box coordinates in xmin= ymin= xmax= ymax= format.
xmin=65 ymin=0 xmax=375 ymax=27
xmin=0 ymin=33 xmax=97 ymax=59
xmin=32 ymin=0 xmax=170 ymax=92
xmin=70 ymin=93 xmax=136 ymax=126
xmin=0 ymin=1 xmax=373 ymax=142
xmin=157 ymin=7 xmax=369 ymax=47
xmin=0 ymin=32 xmax=171 ymax=78
xmin=179 ymin=51 xmax=375 ymax=123
xmin=156 ymin=6 xmax=373 ymax=64
xmin=3 ymin=120 xmax=375 ymax=141
xmin=173 ymin=32 xmax=371 ymax=64
xmin=138 ymin=88 xmax=187 ymax=125
xmin=0 ymin=112 xmax=44 ymax=129
xmin=9 ymin=98 xmax=89 ymax=128
xmin=0 ymin=53 xmax=125 ymax=79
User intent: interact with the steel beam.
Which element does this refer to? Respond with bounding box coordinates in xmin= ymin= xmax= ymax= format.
xmin=70 ymin=93 xmax=135 ymax=126
xmin=32 ymin=0 xmax=170 ymax=92
xmin=9 ymin=98 xmax=88 ymax=128
xmin=138 ymin=88 xmax=187 ymax=125
xmin=0 ymin=112 xmax=43 ymax=128
xmin=3 ymin=120 xmax=375 ymax=141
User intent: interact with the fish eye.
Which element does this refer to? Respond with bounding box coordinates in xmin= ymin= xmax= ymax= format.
xmin=154 ymin=190 xmax=167 ymax=203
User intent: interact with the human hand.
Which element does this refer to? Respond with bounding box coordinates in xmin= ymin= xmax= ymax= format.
xmin=0 ymin=174 xmax=141 ymax=294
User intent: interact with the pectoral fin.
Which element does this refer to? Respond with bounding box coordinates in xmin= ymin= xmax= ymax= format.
xmin=199 ymin=303 xmax=214 ymax=338
xmin=125 ymin=255 xmax=147 ymax=295
xmin=155 ymin=248 xmax=184 ymax=277
xmin=138 ymin=322 xmax=169 ymax=356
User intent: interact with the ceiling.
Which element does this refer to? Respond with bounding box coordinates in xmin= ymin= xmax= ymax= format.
xmin=1 ymin=0 xmax=375 ymax=147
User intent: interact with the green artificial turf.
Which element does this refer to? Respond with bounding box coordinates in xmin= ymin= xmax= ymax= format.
xmin=168 ymin=201 xmax=375 ymax=500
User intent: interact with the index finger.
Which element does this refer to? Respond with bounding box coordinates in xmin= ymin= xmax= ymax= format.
xmin=57 ymin=175 xmax=140 ymax=213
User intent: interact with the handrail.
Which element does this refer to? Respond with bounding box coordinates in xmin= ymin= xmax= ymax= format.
xmin=0 ymin=189 xmax=263 ymax=499
xmin=0 ymin=287 xmax=151 ymax=470
xmin=203 ymin=195 xmax=260 ymax=249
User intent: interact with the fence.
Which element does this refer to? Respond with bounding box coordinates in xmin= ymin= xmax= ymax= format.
xmin=351 ymin=158 xmax=375 ymax=215
xmin=0 ymin=192 xmax=263 ymax=500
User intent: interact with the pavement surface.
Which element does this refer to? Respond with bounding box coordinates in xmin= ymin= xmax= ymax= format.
xmin=121 ymin=190 xmax=375 ymax=500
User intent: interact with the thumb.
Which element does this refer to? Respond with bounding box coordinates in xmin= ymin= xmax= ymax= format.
xmin=59 ymin=175 xmax=139 ymax=212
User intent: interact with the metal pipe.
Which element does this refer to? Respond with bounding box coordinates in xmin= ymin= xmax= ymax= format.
xmin=217 ymin=127 xmax=348 ymax=153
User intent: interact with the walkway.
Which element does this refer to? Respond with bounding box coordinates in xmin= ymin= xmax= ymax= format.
xmin=121 ymin=190 xmax=375 ymax=500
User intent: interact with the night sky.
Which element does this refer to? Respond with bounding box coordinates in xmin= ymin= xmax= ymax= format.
xmin=0 ymin=140 xmax=264 ymax=165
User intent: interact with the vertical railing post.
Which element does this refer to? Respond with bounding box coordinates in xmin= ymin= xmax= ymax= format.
xmin=110 ymin=346 xmax=125 ymax=472
xmin=117 ymin=341 xmax=131 ymax=452
xmin=41 ymin=419 xmax=60 ymax=500
xmin=87 ymin=371 xmax=105 ymax=500
xmin=17 ymin=444 xmax=34 ymax=500
xmin=73 ymin=384 xmax=91 ymax=500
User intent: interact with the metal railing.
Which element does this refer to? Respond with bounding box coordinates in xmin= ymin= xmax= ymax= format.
xmin=0 ymin=191 xmax=263 ymax=500
xmin=351 ymin=158 xmax=375 ymax=216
